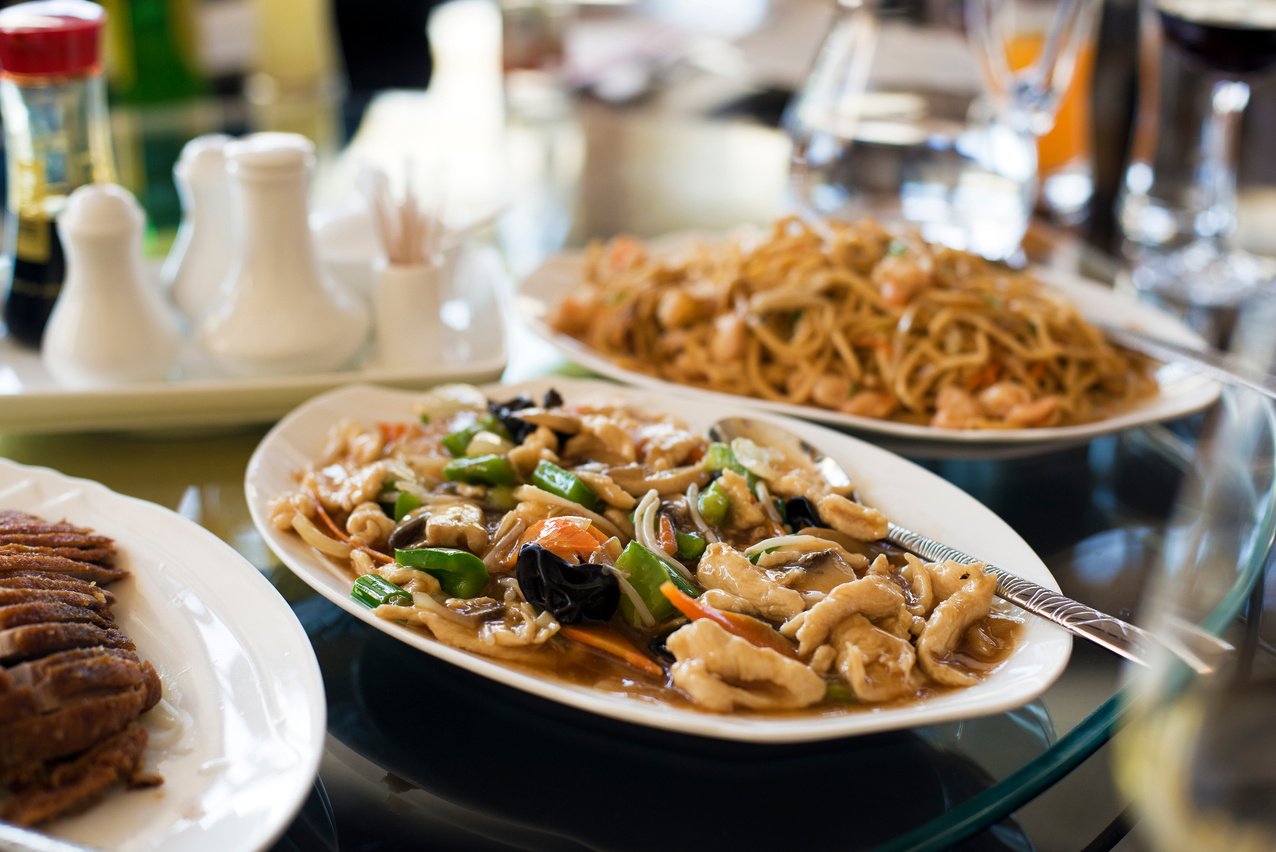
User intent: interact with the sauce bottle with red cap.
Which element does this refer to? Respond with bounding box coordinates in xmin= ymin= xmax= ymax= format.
xmin=0 ymin=0 xmax=115 ymax=348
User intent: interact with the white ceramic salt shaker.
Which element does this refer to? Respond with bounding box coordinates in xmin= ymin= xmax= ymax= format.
xmin=41 ymin=184 xmax=181 ymax=387
xmin=162 ymin=133 xmax=234 ymax=321
xmin=200 ymin=133 xmax=369 ymax=376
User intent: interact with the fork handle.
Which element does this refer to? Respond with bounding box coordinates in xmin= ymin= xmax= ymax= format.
xmin=885 ymin=522 xmax=1223 ymax=674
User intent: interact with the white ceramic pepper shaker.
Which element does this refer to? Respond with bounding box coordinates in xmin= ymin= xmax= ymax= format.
xmin=41 ymin=184 xmax=180 ymax=387
xmin=163 ymin=133 xmax=234 ymax=321
xmin=200 ymin=133 xmax=369 ymax=376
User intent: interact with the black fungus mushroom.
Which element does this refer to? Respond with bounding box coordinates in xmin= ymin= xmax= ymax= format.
xmin=784 ymin=496 xmax=822 ymax=531
xmin=515 ymin=543 xmax=619 ymax=625
xmin=489 ymin=394 xmax=537 ymax=444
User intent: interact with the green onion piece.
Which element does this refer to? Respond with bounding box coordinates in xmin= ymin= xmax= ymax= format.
xmin=748 ymin=546 xmax=779 ymax=565
xmin=887 ymin=240 xmax=908 ymax=256
xmin=530 ymin=460 xmax=599 ymax=510
xmin=486 ymin=484 xmax=517 ymax=511
xmin=825 ymin=682 xmax=857 ymax=703
xmin=394 ymin=492 xmax=422 ymax=521
xmin=443 ymin=454 xmax=516 ymax=486
xmin=675 ymin=531 xmax=707 ymax=560
xmin=614 ymin=541 xmax=698 ymax=627
xmin=351 ymin=574 xmax=412 ymax=608
xmin=697 ymin=481 xmax=730 ymax=526
xmin=395 ymin=547 xmax=489 ymax=598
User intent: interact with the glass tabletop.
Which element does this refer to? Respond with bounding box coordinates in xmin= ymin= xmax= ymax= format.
xmin=1 ymin=93 xmax=1273 ymax=849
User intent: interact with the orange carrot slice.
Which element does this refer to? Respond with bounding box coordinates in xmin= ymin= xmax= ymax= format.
xmin=312 ymin=497 xmax=351 ymax=543
xmin=657 ymin=513 xmax=677 ymax=555
xmin=521 ymin=517 xmax=604 ymax=562
xmin=660 ymin=582 xmax=799 ymax=660
xmin=560 ymin=624 xmax=663 ymax=677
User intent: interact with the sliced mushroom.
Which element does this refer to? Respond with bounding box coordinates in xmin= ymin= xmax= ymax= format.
xmin=607 ymin=463 xmax=709 ymax=497
xmin=515 ymin=408 xmax=582 ymax=434
xmin=574 ymin=469 xmax=637 ymax=510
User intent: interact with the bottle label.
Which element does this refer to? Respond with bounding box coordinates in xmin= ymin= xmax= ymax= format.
xmin=15 ymin=214 xmax=50 ymax=264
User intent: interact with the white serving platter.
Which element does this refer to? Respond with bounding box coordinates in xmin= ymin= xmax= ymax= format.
xmin=246 ymin=377 xmax=1071 ymax=744
xmin=517 ymin=241 xmax=1220 ymax=457
xmin=0 ymin=458 xmax=326 ymax=851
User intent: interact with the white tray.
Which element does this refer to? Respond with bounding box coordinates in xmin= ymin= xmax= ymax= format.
xmin=0 ymin=249 xmax=509 ymax=433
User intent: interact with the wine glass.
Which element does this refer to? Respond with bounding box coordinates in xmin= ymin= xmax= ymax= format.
xmin=1115 ymin=299 xmax=1276 ymax=849
xmin=1119 ymin=0 xmax=1276 ymax=305
xmin=784 ymin=0 xmax=1098 ymax=260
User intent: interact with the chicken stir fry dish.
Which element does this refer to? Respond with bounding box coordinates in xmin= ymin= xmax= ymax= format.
xmin=270 ymin=385 xmax=1018 ymax=714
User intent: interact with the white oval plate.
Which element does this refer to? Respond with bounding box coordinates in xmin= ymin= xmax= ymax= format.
xmin=0 ymin=459 xmax=325 ymax=851
xmin=516 ymin=244 xmax=1220 ymax=455
xmin=246 ymin=378 xmax=1071 ymax=743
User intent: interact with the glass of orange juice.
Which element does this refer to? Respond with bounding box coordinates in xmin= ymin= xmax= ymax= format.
xmin=1006 ymin=31 xmax=1095 ymax=222
xmin=968 ymin=0 xmax=1102 ymax=223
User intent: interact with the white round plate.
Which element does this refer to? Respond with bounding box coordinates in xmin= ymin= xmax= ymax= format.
xmin=516 ymin=244 xmax=1221 ymax=456
xmin=245 ymin=377 xmax=1071 ymax=743
xmin=0 ymin=459 xmax=325 ymax=851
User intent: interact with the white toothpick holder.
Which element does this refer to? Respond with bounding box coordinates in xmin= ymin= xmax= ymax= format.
xmin=371 ymin=259 xmax=447 ymax=369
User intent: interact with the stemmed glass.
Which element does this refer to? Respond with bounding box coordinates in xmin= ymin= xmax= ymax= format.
xmin=1115 ymin=298 xmax=1276 ymax=849
xmin=784 ymin=0 xmax=1099 ymax=260
xmin=1120 ymin=0 xmax=1276 ymax=305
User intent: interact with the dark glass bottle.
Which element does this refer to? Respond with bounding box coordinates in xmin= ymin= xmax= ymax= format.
xmin=0 ymin=1 xmax=116 ymax=348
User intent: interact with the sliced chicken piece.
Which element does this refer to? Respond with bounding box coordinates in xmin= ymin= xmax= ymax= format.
xmin=635 ymin=421 xmax=706 ymax=472
xmin=606 ymin=463 xmax=709 ymax=497
xmin=382 ymin=607 xmax=553 ymax=666
xmin=901 ymin=554 xmax=935 ymax=617
xmin=345 ymin=502 xmax=394 ymax=550
xmin=424 ymin=503 xmax=489 ymax=556
xmin=832 ymin=614 xmax=918 ymax=703
xmin=574 ymin=470 xmax=637 ymax=510
xmin=667 ymin=620 xmax=826 ymax=712
xmin=817 ymin=494 xmax=888 ymax=541
xmin=927 ymin=559 xmax=982 ymax=602
xmin=715 ymin=470 xmax=767 ymax=531
xmin=781 ymin=574 xmax=905 ymax=656
xmin=699 ymin=589 xmax=758 ymax=616
xmin=508 ymin=426 xmax=560 ymax=480
xmin=563 ymin=415 xmax=637 ymax=465
xmin=697 ymin=542 xmax=805 ymax=622
xmin=916 ymin=565 xmax=997 ymax=687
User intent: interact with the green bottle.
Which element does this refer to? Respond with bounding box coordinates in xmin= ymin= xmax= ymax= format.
xmin=98 ymin=0 xmax=206 ymax=104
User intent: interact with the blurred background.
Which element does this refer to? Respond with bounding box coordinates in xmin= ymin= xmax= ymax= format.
xmin=0 ymin=0 xmax=1269 ymax=267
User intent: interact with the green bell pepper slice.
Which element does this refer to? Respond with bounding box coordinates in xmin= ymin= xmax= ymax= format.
xmin=697 ymin=480 xmax=730 ymax=526
xmin=394 ymin=491 xmax=422 ymax=521
xmin=443 ymin=454 xmax=516 ymax=486
xmin=614 ymin=541 xmax=698 ymax=627
xmin=530 ymin=460 xmax=599 ymax=510
xmin=675 ymin=531 xmax=707 ymax=560
xmin=395 ymin=547 xmax=489 ymax=598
